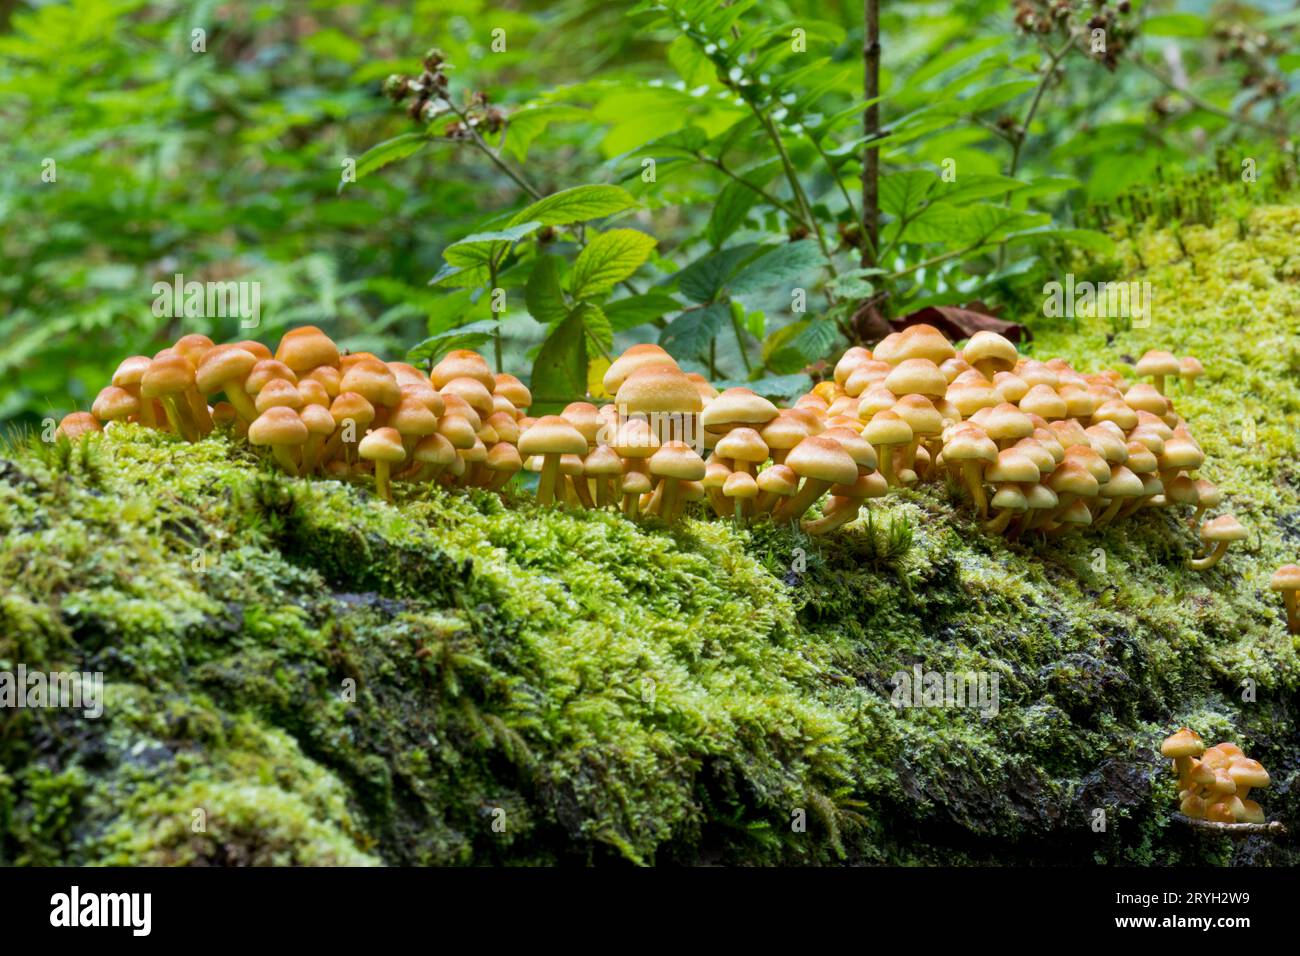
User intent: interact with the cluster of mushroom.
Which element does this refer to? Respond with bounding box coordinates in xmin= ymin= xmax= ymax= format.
xmin=67 ymin=329 xmax=534 ymax=502
xmin=58 ymin=324 xmax=1238 ymax=549
xmin=827 ymin=332 xmax=1239 ymax=560
xmin=1160 ymin=728 xmax=1272 ymax=825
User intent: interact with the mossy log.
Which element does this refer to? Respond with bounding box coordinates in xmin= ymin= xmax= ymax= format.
xmin=3 ymin=208 xmax=1300 ymax=866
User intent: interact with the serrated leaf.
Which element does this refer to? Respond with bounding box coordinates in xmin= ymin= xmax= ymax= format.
xmin=508 ymin=184 xmax=639 ymax=227
xmin=525 ymin=255 xmax=568 ymax=324
xmin=502 ymin=105 xmax=588 ymax=163
xmin=573 ymin=301 xmax=614 ymax=356
xmin=707 ymin=178 xmax=762 ymax=247
xmin=879 ymin=170 xmax=938 ymax=220
xmin=676 ymin=244 xmax=761 ymax=304
xmin=788 ymin=318 xmax=840 ymax=362
xmin=406 ymin=319 xmax=499 ymax=366
xmin=570 ymin=229 xmax=657 ymax=298
xmin=728 ymin=240 xmax=824 ymax=296
xmin=658 ymin=303 xmax=728 ymax=361
xmin=712 ymin=372 xmax=811 ymax=401
xmin=443 ymin=221 xmax=542 ymax=269
xmin=345 ymin=133 xmax=427 ymax=192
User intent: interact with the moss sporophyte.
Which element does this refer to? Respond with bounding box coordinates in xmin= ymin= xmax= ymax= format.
xmin=5 ymin=207 xmax=1300 ymax=865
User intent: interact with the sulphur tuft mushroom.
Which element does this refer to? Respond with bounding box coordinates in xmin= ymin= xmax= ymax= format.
xmin=1189 ymin=514 xmax=1247 ymax=570
xmin=518 ymin=415 xmax=587 ymax=507
xmin=1270 ymin=564 xmax=1300 ymax=633
xmin=358 ymin=426 xmax=406 ymax=501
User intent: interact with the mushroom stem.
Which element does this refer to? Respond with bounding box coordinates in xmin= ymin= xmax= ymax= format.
xmin=271 ymin=445 xmax=299 ymax=478
xmin=802 ymin=500 xmax=862 ymax=536
xmin=660 ymin=478 xmax=680 ymax=521
xmin=596 ymin=478 xmax=610 ymax=509
xmin=960 ymin=461 xmax=988 ymax=518
xmin=983 ymin=509 xmax=1014 ymax=535
xmin=486 ymin=468 xmax=514 ymax=492
xmin=1044 ymin=493 xmax=1077 ymax=528
xmin=1283 ymin=591 xmax=1300 ymax=634
xmin=186 ymin=389 xmax=214 ymax=436
xmin=138 ymin=396 xmax=159 ymax=429
xmin=1189 ymin=541 xmax=1231 ymax=570
xmin=623 ymin=490 xmax=641 ymax=519
xmin=302 ymin=435 xmax=324 ymax=474
xmin=373 ymin=460 xmax=392 ymax=501
xmin=224 ymin=381 xmax=258 ymax=423
xmin=570 ymin=475 xmax=595 ymax=509
xmin=1096 ymin=498 xmax=1124 ymax=526
xmin=879 ymin=444 xmax=897 ymax=486
xmin=1152 ymin=373 xmax=1167 ymax=395
xmin=772 ymin=478 xmax=832 ymax=524
xmin=536 ymin=453 xmax=561 ymax=505
xmin=160 ymin=395 xmax=199 ymax=442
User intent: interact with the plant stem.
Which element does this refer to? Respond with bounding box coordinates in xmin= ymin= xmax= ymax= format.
xmin=862 ymin=0 xmax=881 ymax=268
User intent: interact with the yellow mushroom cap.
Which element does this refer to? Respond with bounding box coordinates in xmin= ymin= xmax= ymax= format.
xmin=329 ymin=391 xmax=376 ymax=429
xmin=248 ymin=406 xmax=308 ymax=447
xmin=715 ymin=427 xmax=768 ymax=464
xmin=141 ymin=352 xmax=196 ymax=398
xmin=112 ymin=355 xmax=152 ymax=389
xmin=413 ymin=432 xmax=456 ymax=466
xmin=1160 ymin=727 xmax=1206 ymax=759
xmin=430 ymin=349 xmax=495 ymax=390
xmin=493 ymin=372 xmax=532 ymax=410
xmin=883 ymin=358 xmax=948 ymax=398
xmin=723 ymin=471 xmax=759 ymax=499
xmin=518 ymin=415 xmax=588 ymax=457
xmin=700 ymin=387 xmax=779 ymax=430
xmin=649 ymin=441 xmax=706 ymax=481
xmin=300 ymin=403 xmax=336 ymax=436
xmin=757 ymin=464 xmax=798 ymax=496
xmin=196 ymin=344 xmax=258 ymax=394
xmin=58 ymin=412 xmax=101 ymax=439
xmin=443 ymin=377 xmax=495 ymax=418
xmin=821 ymin=427 xmax=878 ymax=471
xmin=942 ymin=425 xmax=998 ymax=463
xmin=358 ymin=426 xmax=406 ymax=463
xmin=1200 ymin=514 xmax=1247 ymax=544
xmin=275 ymin=326 xmax=340 ymax=372
xmin=785 ymin=436 xmax=858 ymax=485
xmin=92 ymin=386 xmax=140 ymax=421
xmin=986 ymin=450 xmax=1039 ymax=484
xmin=1017 ymin=384 xmax=1068 ymax=420
xmin=879 ymin=323 xmax=956 ymax=365
xmin=862 ymin=409 xmax=913 ymax=447
xmin=1227 ymin=758 xmax=1270 ymax=792
xmin=616 ymin=364 xmax=703 ymax=415
xmin=1136 ymin=349 xmax=1179 ymax=378
xmin=962 ymin=331 xmax=1018 ymax=373
xmin=1271 ymin=564 xmax=1300 ymax=591
xmin=603 ymin=343 xmax=678 ymax=394
xmin=583 ymin=445 xmax=623 ymax=476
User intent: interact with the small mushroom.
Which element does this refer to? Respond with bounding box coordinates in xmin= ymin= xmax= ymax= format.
xmin=1270 ymin=564 xmax=1300 ymax=633
xmin=518 ymin=415 xmax=589 ymax=507
xmin=1189 ymin=514 xmax=1247 ymax=570
xmin=1178 ymin=355 xmax=1204 ymax=390
xmin=1135 ymin=349 xmax=1180 ymax=395
xmin=358 ymin=426 xmax=406 ymax=501
xmin=249 ymin=406 xmax=308 ymax=477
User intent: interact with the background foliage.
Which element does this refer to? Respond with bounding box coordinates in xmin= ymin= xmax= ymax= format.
xmin=0 ymin=0 xmax=1295 ymax=424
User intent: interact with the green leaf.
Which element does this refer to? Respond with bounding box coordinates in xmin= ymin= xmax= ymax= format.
xmin=827 ymin=268 xmax=884 ymax=300
xmin=676 ymin=244 xmax=761 ymax=304
xmin=569 ymin=228 xmax=657 ymax=298
xmin=525 ymin=255 xmax=568 ymax=325
xmin=407 ymin=320 xmax=499 ymax=366
xmin=573 ymin=301 xmax=614 ymax=356
xmin=706 ymin=177 xmax=763 ymax=247
xmin=879 ymin=170 xmax=937 ymax=220
xmin=508 ymin=184 xmax=639 ymax=227
xmin=954 ymin=80 xmax=1038 ymax=114
xmin=344 ymin=133 xmax=427 ymax=192
xmin=712 ymin=372 xmax=811 ymax=401
xmin=502 ymin=105 xmax=588 ymax=163
xmin=668 ymin=35 xmax=716 ymax=87
xmin=1003 ymin=227 xmax=1116 ymax=255
xmin=788 ymin=318 xmax=841 ymax=362
xmin=530 ymin=311 xmax=588 ymax=414
xmin=604 ymin=291 xmax=681 ymax=330
xmin=1144 ymin=14 xmax=1206 ymax=37
xmin=728 ymin=240 xmax=824 ymax=296
xmin=658 ymin=303 xmax=728 ymax=361
xmin=443 ymin=222 xmax=542 ymax=268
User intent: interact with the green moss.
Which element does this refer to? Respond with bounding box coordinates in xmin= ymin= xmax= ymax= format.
xmin=2 ymin=207 xmax=1299 ymax=866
